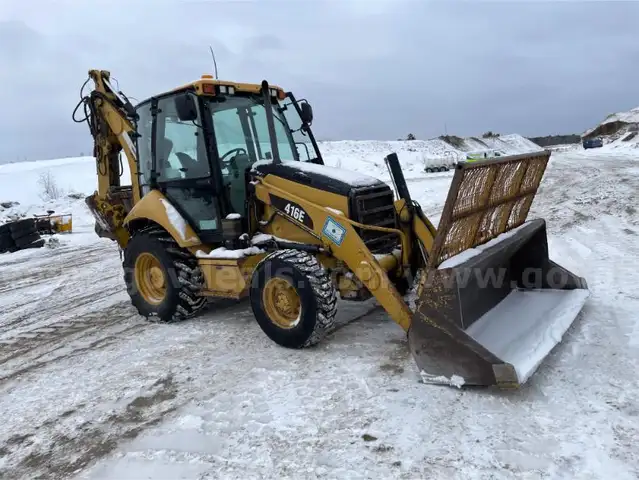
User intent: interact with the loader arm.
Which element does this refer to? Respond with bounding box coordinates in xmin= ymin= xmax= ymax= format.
xmin=73 ymin=69 xmax=140 ymax=245
xmin=253 ymin=178 xmax=417 ymax=331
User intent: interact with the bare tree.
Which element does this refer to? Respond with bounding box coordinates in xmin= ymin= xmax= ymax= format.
xmin=38 ymin=171 xmax=63 ymax=200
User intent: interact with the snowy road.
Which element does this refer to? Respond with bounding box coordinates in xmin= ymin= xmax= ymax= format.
xmin=1 ymin=149 xmax=638 ymax=479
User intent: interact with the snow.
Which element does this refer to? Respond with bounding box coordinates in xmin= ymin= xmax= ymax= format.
xmin=583 ymin=106 xmax=639 ymax=137
xmin=315 ymin=134 xmax=541 ymax=186
xmin=419 ymin=372 xmax=466 ymax=388
xmin=1 ymin=139 xmax=638 ymax=479
xmin=437 ymin=221 xmax=532 ymax=269
xmin=159 ymin=198 xmax=188 ymax=242
xmin=499 ymin=134 xmax=546 ymax=154
xmin=249 ymin=233 xmax=304 ymax=245
xmin=465 ymin=289 xmax=591 ymax=384
xmin=326 ymin=207 xmax=345 ymax=216
xmin=196 ymin=246 xmax=265 ymax=259
xmin=249 ymin=232 xmax=274 ymax=244
xmin=282 ymin=159 xmax=383 ymax=187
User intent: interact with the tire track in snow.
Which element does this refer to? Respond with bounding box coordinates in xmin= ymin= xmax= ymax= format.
xmin=0 ymin=296 xmax=135 ymax=372
xmin=0 ymin=239 xmax=138 ymax=384
xmin=534 ymin=152 xmax=639 ymax=233
xmin=0 ymin=305 xmax=145 ymax=385
xmin=0 ymin=240 xmax=126 ymax=340
xmin=0 ymin=280 xmax=124 ymax=336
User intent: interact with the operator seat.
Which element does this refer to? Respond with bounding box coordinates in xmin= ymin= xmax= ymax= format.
xmin=175 ymin=151 xmax=211 ymax=179
xmin=158 ymin=138 xmax=182 ymax=180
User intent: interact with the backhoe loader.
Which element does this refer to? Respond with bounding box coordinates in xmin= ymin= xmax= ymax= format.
xmin=74 ymin=69 xmax=589 ymax=388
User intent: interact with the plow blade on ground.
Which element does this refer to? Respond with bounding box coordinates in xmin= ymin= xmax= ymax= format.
xmin=408 ymin=151 xmax=589 ymax=388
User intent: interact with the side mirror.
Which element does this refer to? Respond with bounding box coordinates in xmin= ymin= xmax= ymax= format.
xmin=300 ymin=102 xmax=313 ymax=125
xmin=174 ymin=94 xmax=198 ymax=122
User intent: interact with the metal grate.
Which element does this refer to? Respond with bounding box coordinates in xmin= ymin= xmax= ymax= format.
xmin=349 ymin=184 xmax=398 ymax=254
xmin=429 ymin=150 xmax=550 ymax=268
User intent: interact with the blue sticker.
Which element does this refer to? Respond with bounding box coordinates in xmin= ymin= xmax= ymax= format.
xmin=322 ymin=216 xmax=347 ymax=246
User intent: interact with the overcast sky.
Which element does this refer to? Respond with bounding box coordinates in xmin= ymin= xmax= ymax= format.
xmin=1 ymin=0 xmax=638 ymax=162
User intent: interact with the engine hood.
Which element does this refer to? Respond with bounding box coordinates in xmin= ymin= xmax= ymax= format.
xmin=251 ymin=160 xmax=385 ymax=196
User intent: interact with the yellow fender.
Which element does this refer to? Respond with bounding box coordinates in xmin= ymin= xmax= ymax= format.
xmin=123 ymin=190 xmax=202 ymax=248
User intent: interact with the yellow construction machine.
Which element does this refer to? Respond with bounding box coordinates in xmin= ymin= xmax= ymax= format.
xmin=74 ymin=69 xmax=589 ymax=388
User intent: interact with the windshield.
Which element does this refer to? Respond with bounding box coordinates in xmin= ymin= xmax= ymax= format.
xmin=210 ymin=96 xmax=314 ymax=168
xmin=276 ymin=99 xmax=318 ymax=163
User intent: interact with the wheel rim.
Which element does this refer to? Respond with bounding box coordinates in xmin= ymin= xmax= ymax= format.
xmin=262 ymin=277 xmax=302 ymax=329
xmin=134 ymin=252 xmax=167 ymax=305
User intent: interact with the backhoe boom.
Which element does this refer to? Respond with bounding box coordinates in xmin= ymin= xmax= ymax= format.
xmin=74 ymin=70 xmax=140 ymax=245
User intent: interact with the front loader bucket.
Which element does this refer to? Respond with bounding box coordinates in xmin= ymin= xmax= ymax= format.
xmin=408 ymin=151 xmax=589 ymax=388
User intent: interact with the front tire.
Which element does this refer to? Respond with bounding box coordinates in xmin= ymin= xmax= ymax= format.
xmin=250 ymin=249 xmax=338 ymax=348
xmin=123 ymin=227 xmax=206 ymax=322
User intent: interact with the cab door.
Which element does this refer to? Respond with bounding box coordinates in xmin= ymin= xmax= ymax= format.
xmin=151 ymin=93 xmax=224 ymax=243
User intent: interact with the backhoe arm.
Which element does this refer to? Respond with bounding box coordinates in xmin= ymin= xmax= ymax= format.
xmin=74 ymin=70 xmax=140 ymax=245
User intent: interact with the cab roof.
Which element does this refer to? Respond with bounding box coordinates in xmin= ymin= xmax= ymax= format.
xmin=136 ymin=74 xmax=286 ymax=106
xmin=172 ymin=74 xmax=285 ymax=97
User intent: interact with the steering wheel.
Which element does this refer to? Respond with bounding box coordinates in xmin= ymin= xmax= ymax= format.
xmin=220 ymin=147 xmax=247 ymax=162
xmin=220 ymin=147 xmax=247 ymax=179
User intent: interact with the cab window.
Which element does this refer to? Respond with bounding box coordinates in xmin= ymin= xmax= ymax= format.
xmin=155 ymin=95 xmax=210 ymax=181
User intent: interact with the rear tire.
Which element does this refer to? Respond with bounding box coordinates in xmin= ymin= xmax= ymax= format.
xmin=123 ymin=227 xmax=207 ymax=322
xmin=250 ymin=249 xmax=337 ymax=348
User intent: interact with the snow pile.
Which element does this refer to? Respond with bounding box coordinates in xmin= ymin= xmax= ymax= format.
xmin=602 ymin=106 xmax=639 ymax=125
xmin=580 ymin=104 xmax=639 ymax=150
xmin=0 ymin=156 xmax=106 ymax=247
xmin=317 ymin=134 xmax=543 ymax=181
xmin=318 ymin=139 xmax=464 ymax=179
xmin=434 ymin=134 xmax=544 ymax=156
xmin=597 ymin=127 xmax=639 ymax=150
xmin=583 ymin=106 xmax=639 ymax=137
xmin=547 ymin=143 xmax=582 ymax=153
xmin=499 ymin=134 xmax=546 ymax=153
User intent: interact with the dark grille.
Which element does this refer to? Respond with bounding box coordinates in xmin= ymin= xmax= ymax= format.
xmin=349 ymin=184 xmax=398 ymax=254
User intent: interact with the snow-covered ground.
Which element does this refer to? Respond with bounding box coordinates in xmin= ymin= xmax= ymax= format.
xmin=0 ymin=141 xmax=638 ymax=479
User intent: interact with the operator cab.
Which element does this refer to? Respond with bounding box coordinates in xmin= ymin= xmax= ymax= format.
xmin=133 ymin=78 xmax=319 ymax=244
